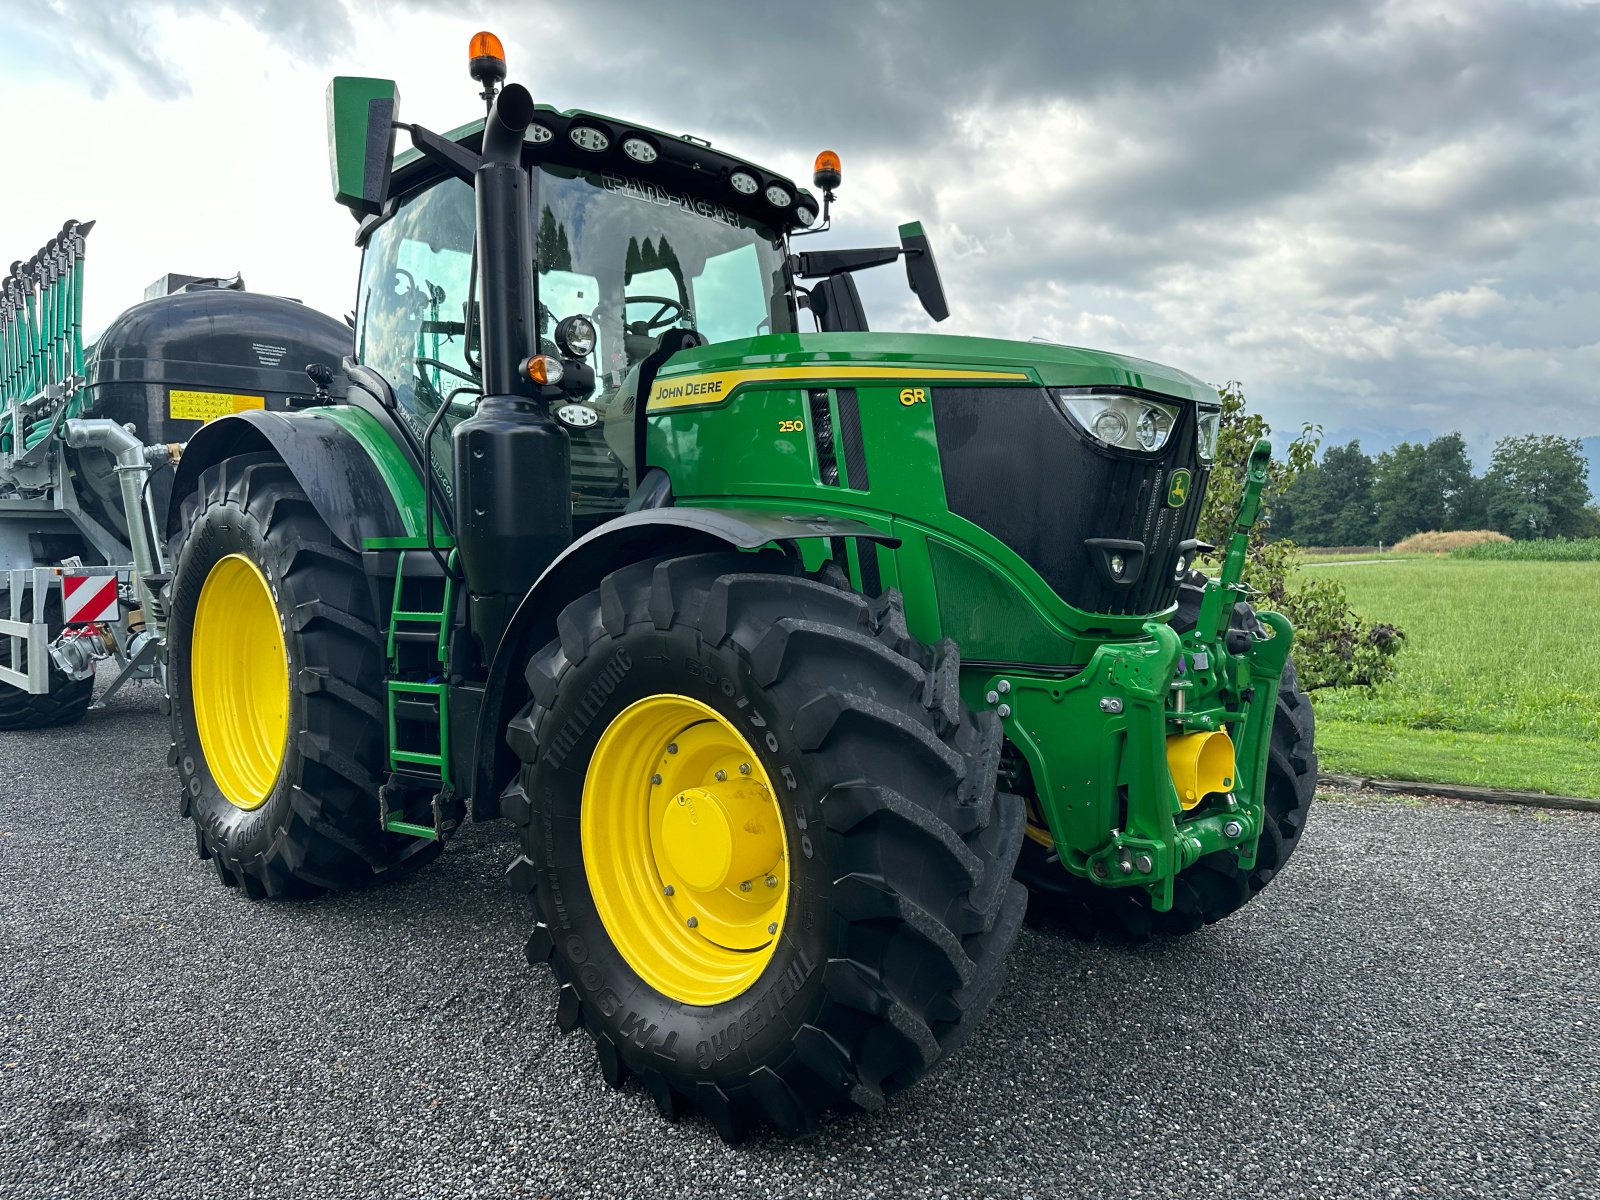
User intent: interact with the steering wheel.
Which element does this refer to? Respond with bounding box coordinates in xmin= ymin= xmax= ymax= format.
xmin=625 ymin=294 xmax=687 ymax=333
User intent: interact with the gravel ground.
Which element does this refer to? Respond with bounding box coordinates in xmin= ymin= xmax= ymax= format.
xmin=2 ymin=677 xmax=1596 ymax=1200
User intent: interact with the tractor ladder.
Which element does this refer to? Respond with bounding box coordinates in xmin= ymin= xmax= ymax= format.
xmin=369 ymin=538 xmax=461 ymax=841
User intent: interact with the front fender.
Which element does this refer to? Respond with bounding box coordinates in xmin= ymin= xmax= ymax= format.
xmin=164 ymin=408 xmax=418 ymax=548
xmin=467 ymin=505 xmax=898 ymax=819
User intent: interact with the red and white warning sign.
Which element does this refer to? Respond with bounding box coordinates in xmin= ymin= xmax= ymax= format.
xmin=62 ymin=574 xmax=119 ymax=625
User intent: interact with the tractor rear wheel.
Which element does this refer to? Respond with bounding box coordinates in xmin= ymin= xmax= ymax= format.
xmin=1014 ymin=580 xmax=1317 ymax=939
xmin=0 ymin=586 xmax=95 ymax=730
xmin=165 ymin=453 xmax=437 ymax=899
xmin=505 ymin=553 xmax=1027 ymax=1140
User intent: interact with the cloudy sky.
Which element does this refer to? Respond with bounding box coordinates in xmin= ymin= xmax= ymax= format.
xmin=3 ymin=0 xmax=1597 ymax=464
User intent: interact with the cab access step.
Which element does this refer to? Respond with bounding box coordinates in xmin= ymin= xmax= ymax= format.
xmin=367 ymin=538 xmax=463 ymax=840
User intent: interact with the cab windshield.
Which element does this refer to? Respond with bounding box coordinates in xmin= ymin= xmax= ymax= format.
xmin=353 ymin=165 xmax=793 ymax=524
xmin=535 ymin=166 xmax=793 ymax=393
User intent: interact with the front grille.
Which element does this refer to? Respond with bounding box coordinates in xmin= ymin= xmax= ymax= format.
xmin=932 ymin=386 xmax=1209 ymax=615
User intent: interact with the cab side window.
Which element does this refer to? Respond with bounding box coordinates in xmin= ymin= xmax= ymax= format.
xmin=354 ymin=180 xmax=479 ymax=491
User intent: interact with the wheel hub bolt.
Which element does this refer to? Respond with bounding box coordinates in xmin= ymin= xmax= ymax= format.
xmin=651 ymin=773 xmax=662 ymax=785
xmin=765 ymin=875 xmax=778 ymax=888
xmin=714 ymin=770 xmax=727 ymax=782
xmin=739 ymin=880 xmax=753 ymax=892
xmin=767 ymin=923 xmax=778 ymax=935
xmin=667 ymin=743 xmax=678 ymax=754
xmin=738 ymin=763 xmax=752 ymax=775
xmin=663 ymin=884 xmax=675 ymax=896
xmin=1223 ymin=820 xmax=1243 ymax=839
xmin=686 ymin=916 xmax=698 ymax=928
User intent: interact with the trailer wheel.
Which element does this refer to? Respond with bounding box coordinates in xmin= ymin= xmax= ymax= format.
xmin=1014 ymin=577 xmax=1317 ymax=939
xmin=505 ymin=553 xmax=1026 ymax=1140
xmin=166 ymin=453 xmax=437 ymax=899
xmin=0 ymin=587 xmax=94 ymax=730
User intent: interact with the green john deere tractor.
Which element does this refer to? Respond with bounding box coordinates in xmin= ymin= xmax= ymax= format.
xmin=154 ymin=35 xmax=1316 ymax=1139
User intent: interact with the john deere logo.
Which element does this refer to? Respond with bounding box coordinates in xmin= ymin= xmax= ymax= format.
xmin=1166 ymin=469 xmax=1192 ymax=508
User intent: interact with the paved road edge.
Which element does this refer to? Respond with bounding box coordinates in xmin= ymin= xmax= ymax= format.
xmin=1320 ymin=771 xmax=1600 ymax=814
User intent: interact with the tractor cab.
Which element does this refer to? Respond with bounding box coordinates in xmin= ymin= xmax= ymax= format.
xmin=351 ymin=156 xmax=799 ymax=534
xmin=334 ymin=61 xmax=948 ymax=541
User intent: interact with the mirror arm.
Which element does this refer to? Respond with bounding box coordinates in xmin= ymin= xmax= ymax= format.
xmin=405 ymin=123 xmax=483 ymax=185
xmin=792 ymin=246 xmax=903 ymax=278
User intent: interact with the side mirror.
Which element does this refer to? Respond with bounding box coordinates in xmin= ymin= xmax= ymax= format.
xmin=326 ymin=77 xmax=401 ymax=217
xmin=898 ymin=221 xmax=949 ymax=322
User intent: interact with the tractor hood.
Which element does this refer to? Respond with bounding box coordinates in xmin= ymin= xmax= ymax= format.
xmin=654 ymin=332 xmax=1219 ymax=406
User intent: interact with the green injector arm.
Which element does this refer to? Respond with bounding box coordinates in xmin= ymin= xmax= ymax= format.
xmin=1196 ymin=437 xmax=1272 ymax=641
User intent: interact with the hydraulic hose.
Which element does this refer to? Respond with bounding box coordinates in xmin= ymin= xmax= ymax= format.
xmin=63 ymin=419 xmax=179 ymax=636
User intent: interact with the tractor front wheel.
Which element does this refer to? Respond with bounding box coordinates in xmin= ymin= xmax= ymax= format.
xmin=166 ymin=453 xmax=437 ymax=898
xmin=506 ymin=553 xmax=1026 ymax=1140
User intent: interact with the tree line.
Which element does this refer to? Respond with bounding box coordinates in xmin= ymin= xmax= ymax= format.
xmin=1268 ymin=432 xmax=1598 ymax=546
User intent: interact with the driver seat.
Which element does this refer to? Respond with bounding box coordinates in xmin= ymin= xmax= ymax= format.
xmin=623 ymin=325 xmax=659 ymax=365
xmin=599 ymin=328 xmax=706 ymax=493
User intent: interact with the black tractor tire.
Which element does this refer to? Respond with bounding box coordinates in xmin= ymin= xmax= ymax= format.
xmin=166 ymin=453 xmax=439 ymax=899
xmin=0 ymin=586 xmax=95 ymax=730
xmin=1015 ymin=575 xmax=1317 ymax=939
xmin=505 ymin=553 xmax=1027 ymax=1141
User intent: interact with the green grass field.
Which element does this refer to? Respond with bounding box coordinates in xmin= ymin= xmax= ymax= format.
xmin=1451 ymin=537 xmax=1600 ymax=562
xmin=1300 ymin=557 xmax=1600 ymax=798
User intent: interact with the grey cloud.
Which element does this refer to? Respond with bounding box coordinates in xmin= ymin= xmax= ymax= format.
xmin=29 ymin=0 xmax=1600 ymax=453
xmin=6 ymin=0 xmax=357 ymax=97
xmin=446 ymin=0 xmax=1373 ymax=154
xmin=976 ymin=3 xmax=1599 ymax=235
xmin=6 ymin=0 xmax=182 ymax=97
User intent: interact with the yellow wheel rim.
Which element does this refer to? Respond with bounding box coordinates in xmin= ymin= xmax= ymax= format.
xmin=582 ymin=695 xmax=789 ymax=1006
xmin=191 ymin=554 xmax=289 ymax=811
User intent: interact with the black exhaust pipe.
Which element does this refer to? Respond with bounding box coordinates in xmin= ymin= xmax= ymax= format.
xmin=475 ymin=83 xmax=536 ymax=398
xmin=481 ymin=82 xmax=533 ymax=164
xmin=453 ymin=82 xmax=572 ymax=655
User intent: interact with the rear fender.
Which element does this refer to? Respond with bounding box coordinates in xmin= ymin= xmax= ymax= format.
xmin=165 ymin=409 xmax=413 ymax=548
xmin=467 ymin=506 xmax=898 ymax=819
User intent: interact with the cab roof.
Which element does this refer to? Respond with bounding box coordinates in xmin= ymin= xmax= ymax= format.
xmin=388 ymin=103 xmax=817 ymax=234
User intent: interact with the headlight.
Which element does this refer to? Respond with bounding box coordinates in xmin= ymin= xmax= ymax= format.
xmin=1053 ymin=390 xmax=1180 ymax=453
xmin=1196 ymin=406 xmax=1221 ymax=461
xmin=555 ymin=314 xmax=597 ymax=358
